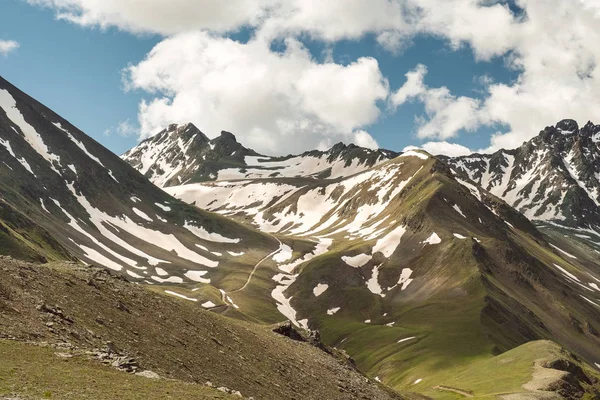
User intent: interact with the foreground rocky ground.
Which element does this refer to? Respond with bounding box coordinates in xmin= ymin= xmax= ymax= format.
xmin=0 ymin=256 xmax=402 ymax=400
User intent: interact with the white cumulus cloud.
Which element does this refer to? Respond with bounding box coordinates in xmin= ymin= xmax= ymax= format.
xmin=26 ymin=0 xmax=275 ymax=35
xmin=391 ymin=64 xmax=482 ymax=140
xmin=0 ymin=40 xmax=20 ymax=56
xmin=27 ymin=0 xmax=600 ymax=154
xmin=125 ymin=33 xmax=387 ymax=154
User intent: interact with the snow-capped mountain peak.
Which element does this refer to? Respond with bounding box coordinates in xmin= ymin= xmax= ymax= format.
xmin=123 ymin=123 xmax=399 ymax=186
xmin=445 ymin=119 xmax=600 ymax=228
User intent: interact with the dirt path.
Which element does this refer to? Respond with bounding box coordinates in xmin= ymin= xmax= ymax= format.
xmin=433 ymin=385 xmax=474 ymax=397
xmin=522 ymin=360 xmax=567 ymax=392
xmin=230 ymin=236 xmax=283 ymax=293
xmin=221 ymin=236 xmax=283 ymax=307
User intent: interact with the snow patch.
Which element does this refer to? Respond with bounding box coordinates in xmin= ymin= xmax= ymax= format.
xmin=390 ymin=268 xmax=414 ymax=291
xmin=165 ymin=290 xmax=197 ymax=302
xmin=126 ymin=270 xmax=143 ymax=279
xmin=155 ymin=202 xmax=171 ymax=211
xmin=132 ymin=207 xmax=153 ymax=222
xmin=550 ymin=244 xmax=577 ymax=259
xmin=452 ymin=204 xmax=466 ymax=218
xmin=183 ymin=221 xmax=240 ymax=244
xmin=40 ymin=199 xmax=50 ymax=213
xmin=152 ymin=276 xmax=184 ymax=284
xmin=423 ymin=232 xmax=441 ymax=245
xmin=273 ymin=243 xmax=293 ymax=263
xmin=313 ymin=283 xmax=329 ymax=297
xmin=342 ymin=253 xmax=372 ymax=268
xmin=278 ymin=238 xmax=332 ymax=274
xmin=552 ymin=263 xmax=580 ymax=282
xmin=400 ymin=150 xmax=428 ymax=160
xmin=366 ymin=265 xmax=384 ymax=297
xmin=184 ymin=270 xmax=210 ymax=283
xmin=53 ymin=122 xmax=104 ymax=167
xmin=373 ymin=225 xmax=406 ymax=258
xmin=0 ymin=90 xmax=61 ymax=175
xmin=0 ymin=137 xmax=35 ymax=175
xmin=77 ymin=244 xmax=123 ymax=272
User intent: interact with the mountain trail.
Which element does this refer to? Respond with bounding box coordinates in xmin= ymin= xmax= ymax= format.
xmin=230 ymin=236 xmax=283 ymax=294
xmin=220 ymin=235 xmax=283 ymax=306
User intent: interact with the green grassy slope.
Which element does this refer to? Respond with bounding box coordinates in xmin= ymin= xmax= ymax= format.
xmin=0 ymin=340 xmax=235 ymax=400
xmin=211 ymin=157 xmax=600 ymax=397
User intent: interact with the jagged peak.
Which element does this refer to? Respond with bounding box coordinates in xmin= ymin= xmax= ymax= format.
xmin=330 ymin=142 xmax=349 ymax=152
xmin=145 ymin=122 xmax=208 ymax=145
xmin=213 ymin=130 xmax=238 ymax=143
xmin=580 ymin=120 xmax=600 ymax=136
xmin=541 ymin=119 xmax=598 ymax=136
xmin=533 ymin=119 xmax=600 ymax=147
xmin=555 ymin=119 xmax=579 ymax=133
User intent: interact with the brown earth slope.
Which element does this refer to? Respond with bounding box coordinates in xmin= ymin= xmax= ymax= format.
xmin=0 ymin=256 xmax=402 ymax=400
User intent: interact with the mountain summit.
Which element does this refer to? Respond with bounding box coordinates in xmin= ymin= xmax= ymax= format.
xmin=122 ymin=123 xmax=399 ymax=186
xmin=122 ymin=123 xmax=262 ymax=187
xmin=444 ymin=119 xmax=600 ymax=230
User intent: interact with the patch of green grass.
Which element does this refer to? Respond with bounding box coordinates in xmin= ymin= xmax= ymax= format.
xmin=416 ymin=340 xmax=564 ymax=399
xmin=0 ymin=340 xmax=234 ymax=400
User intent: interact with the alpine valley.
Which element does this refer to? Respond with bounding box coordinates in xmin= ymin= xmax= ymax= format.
xmin=0 ymin=74 xmax=599 ymax=399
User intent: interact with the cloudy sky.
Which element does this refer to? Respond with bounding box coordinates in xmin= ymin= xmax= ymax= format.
xmin=1 ymin=0 xmax=600 ymax=156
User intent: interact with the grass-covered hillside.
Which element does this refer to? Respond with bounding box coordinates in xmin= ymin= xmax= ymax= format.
xmin=162 ymin=149 xmax=600 ymax=397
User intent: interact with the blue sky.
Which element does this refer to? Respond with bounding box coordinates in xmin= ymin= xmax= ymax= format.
xmin=1 ymin=1 xmax=598 ymax=156
xmin=0 ymin=0 xmax=156 ymax=154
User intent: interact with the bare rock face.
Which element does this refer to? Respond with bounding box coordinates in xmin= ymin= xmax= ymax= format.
xmin=444 ymin=119 xmax=600 ymax=229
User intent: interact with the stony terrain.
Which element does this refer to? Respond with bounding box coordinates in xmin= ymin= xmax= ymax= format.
xmin=0 ymin=256 xmax=402 ymax=400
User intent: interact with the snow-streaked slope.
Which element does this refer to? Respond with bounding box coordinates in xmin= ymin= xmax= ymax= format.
xmin=123 ymin=124 xmax=399 ymax=187
xmin=0 ymin=75 xmax=277 ymax=286
xmin=445 ymin=119 xmax=600 ymax=229
xmin=166 ymin=151 xmax=428 ymax=238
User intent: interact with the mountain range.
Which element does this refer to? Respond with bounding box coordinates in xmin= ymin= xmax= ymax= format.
xmin=123 ymin=121 xmax=600 ymax=394
xmin=1 ymin=74 xmax=599 ymax=399
xmin=444 ymin=119 xmax=600 ymax=230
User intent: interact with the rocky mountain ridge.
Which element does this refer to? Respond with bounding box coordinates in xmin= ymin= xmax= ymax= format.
xmin=0 ymin=75 xmax=278 ymax=290
xmin=444 ymin=119 xmax=600 ymax=231
xmin=122 ymin=123 xmax=399 ymax=186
